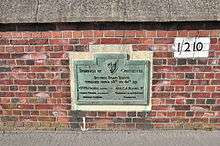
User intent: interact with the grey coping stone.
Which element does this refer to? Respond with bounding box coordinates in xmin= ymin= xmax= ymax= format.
xmin=0 ymin=0 xmax=219 ymax=23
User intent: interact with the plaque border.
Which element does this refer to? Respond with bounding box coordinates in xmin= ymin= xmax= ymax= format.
xmin=69 ymin=45 xmax=153 ymax=111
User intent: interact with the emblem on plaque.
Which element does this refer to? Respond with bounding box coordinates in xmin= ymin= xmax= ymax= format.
xmin=107 ymin=60 xmax=119 ymax=74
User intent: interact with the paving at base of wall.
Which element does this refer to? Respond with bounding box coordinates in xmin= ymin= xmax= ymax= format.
xmin=0 ymin=130 xmax=220 ymax=146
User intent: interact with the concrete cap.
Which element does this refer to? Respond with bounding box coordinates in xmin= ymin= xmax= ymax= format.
xmin=0 ymin=0 xmax=219 ymax=23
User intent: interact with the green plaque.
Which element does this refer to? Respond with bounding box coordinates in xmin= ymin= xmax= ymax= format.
xmin=74 ymin=54 xmax=150 ymax=105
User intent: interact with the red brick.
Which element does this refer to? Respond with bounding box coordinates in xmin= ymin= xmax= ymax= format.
xmin=153 ymin=52 xmax=173 ymax=58
xmin=212 ymin=106 xmax=220 ymax=111
xmin=0 ymin=80 xmax=13 ymax=85
xmin=210 ymin=45 xmax=220 ymax=51
xmin=135 ymin=31 xmax=145 ymax=37
xmin=175 ymin=99 xmax=185 ymax=104
xmin=125 ymin=31 xmax=136 ymax=37
xmin=173 ymin=105 xmax=190 ymax=110
xmin=191 ymin=118 xmax=208 ymax=123
xmin=167 ymin=31 xmax=177 ymax=37
xmin=49 ymin=39 xmax=69 ymax=45
xmin=29 ymin=39 xmax=49 ymax=45
xmin=146 ymin=31 xmax=156 ymax=37
xmin=100 ymin=38 xmax=122 ymax=44
xmin=154 ymin=66 xmax=173 ymax=72
xmin=80 ymin=38 xmax=99 ymax=44
xmin=152 ymin=105 xmax=170 ymax=110
xmin=178 ymin=31 xmax=188 ymax=37
xmin=152 ymin=93 xmax=170 ymax=98
xmin=49 ymin=52 xmax=64 ymax=58
xmin=210 ymin=38 xmax=218 ymax=44
xmin=10 ymin=39 xmax=29 ymax=45
xmin=62 ymin=31 xmax=72 ymax=38
xmin=188 ymin=31 xmax=199 ymax=37
xmin=171 ymin=93 xmax=191 ymax=98
xmin=212 ymin=93 xmax=220 ymax=98
xmin=191 ymin=80 xmax=210 ymax=85
xmin=115 ymin=31 xmax=124 ymax=37
xmin=154 ymin=38 xmax=174 ymax=44
xmin=51 ymin=32 xmax=62 ymax=38
xmin=206 ymin=86 xmax=215 ymax=92
xmin=0 ymin=53 xmax=10 ymax=59
xmin=38 ymin=116 xmax=56 ymax=122
xmin=151 ymin=118 xmax=170 ymax=123
xmin=18 ymin=104 xmax=34 ymax=109
xmin=205 ymin=73 xmax=215 ymax=79
xmin=116 ymin=112 xmax=127 ymax=117
xmin=211 ymin=80 xmax=220 ymax=85
xmin=176 ymin=111 xmax=186 ymax=117
xmin=193 ymin=66 xmax=212 ymax=72
xmin=198 ymin=30 xmax=209 ymax=37
xmin=83 ymin=31 xmax=94 ymax=37
xmin=210 ymin=118 xmax=220 ymax=123
xmin=196 ymin=99 xmax=206 ymax=104
xmin=192 ymin=93 xmax=211 ymax=98
xmin=166 ymin=99 xmax=175 ymax=104
xmin=157 ymin=31 xmax=167 ymax=37
xmin=94 ymin=31 xmax=103 ymax=37
xmin=175 ymin=86 xmax=185 ymax=91
xmin=167 ymin=112 xmax=176 ymax=117
xmin=103 ymin=31 xmax=115 ymax=37
xmin=35 ymin=104 xmax=54 ymax=110
xmin=72 ymin=31 xmax=82 ymax=38
xmin=122 ymin=38 xmax=141 ymax=44
xmin=132 ymin=45 xmax=150 ymax=51
xmin=173 ymin=66 xmax=192 ymax=72
xmin=31 ymin=67 xmax=50 ymax=72
xmin=195 ymin=86 xmax=205 ymax=91
xmin=33 ymin=80 xmax=50 ymax=85
xmin=14 ymin=80 xmax=31 ymax=85
xmin=171 ymin=80 xmax=189 ymax=85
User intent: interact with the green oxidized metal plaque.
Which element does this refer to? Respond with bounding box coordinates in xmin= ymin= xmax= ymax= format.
xmin=74 ymin=54 xmax=150 ymax=105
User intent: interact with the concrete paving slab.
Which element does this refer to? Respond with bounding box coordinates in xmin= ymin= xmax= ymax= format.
xmin=0 ymin=130 xmax=220 ymax=146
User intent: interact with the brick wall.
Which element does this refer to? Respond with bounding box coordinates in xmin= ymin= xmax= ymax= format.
xmin=0 ymin=22 xmax=220 ymax=130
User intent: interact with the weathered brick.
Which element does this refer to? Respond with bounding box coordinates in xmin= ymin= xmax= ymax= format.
xmin=74 ymin=45 xmax=89 ymax=52
xmin=186 ymin=111 xmax=194 ymax=117
xmin=29 ymin=39 xmax=49 ymax=45
xmin=177 ymin=59 xmax=187 ymax=65
xmin=173 ymin=105 xmax=190 ymax=110
xmin=0 ymin=67 xmax=11 ymax=72
xmin=0 ymin=39 xmax=10 ymax=45
xmin=26 ymin=60 xmax=35 ymax=65
xmin=152 ymin=93 xmax=170 ymax=98
xmin=127 ymin=112 xmax=136 ymax=117
xmin=211 ymin=80 xmax=220 ymax=85
xmin=37 ymin=86 xmax=47 ymax=91
xmin=210 ymin=118 xmax=220 ymax=123
xmin=10 ymin=86 xmax=18 ymax=91
xmin=35 ymin=104 xmax=54 ymax=110
xmin=185 ymin=73 xmax=194 ymax=79
xmin=187 ymin=59 xmax=197 ymax=65
xmin=10 ymin=39 xmax=29 ymax=45
xmin=1 ymin=116 xmax=17 ymax=122
xmin=206 ymin=99 xmax=215 ymax=104
xmin=191 ymin=80 xmax=209 ymax=85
